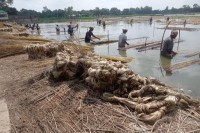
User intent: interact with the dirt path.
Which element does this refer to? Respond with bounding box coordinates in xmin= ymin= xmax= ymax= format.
xmin=0 ymin=55 xmax=26 ymax=132
xmin=0 ymin=54 xmax=52 ymax=132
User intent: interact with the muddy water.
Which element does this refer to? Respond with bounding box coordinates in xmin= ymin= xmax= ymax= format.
xmin=37 ymin=20 xmax=200 ymax=96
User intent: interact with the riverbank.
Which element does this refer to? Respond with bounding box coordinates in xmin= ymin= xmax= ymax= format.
xmin=38 ymin=14 xmax=200 ymax=23
xmin=1 ymin=21 xmax=200 ymax=133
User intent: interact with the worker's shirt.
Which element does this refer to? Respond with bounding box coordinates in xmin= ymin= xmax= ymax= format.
xmin=118 ymin=33 xmax=127 ymax=48
xmin=161 ymin=37 xmax=174 ymax=55
xmin=56 ymin=26 xmax=60 ymax=32
xmin=68 ymin=25 xmax=73 ymax=34
xmin=85 ymin=30 xmax=93 ymax=43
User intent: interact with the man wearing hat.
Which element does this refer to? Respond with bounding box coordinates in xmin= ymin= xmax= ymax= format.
xmin=161 ymin=30 xmax=178 ymax=59
xmin=118 ymin=29 xmax=130 ymax=48
xmin=85 ymin=27 xmax=100 ymax=43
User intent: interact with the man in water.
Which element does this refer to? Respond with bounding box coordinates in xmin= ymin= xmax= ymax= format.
xmin=150 ymin=17 xmax=153 ymax=24
xmin=56 ymin=25 xmax=60 ymax=32
xmin=161 ymin=30 xmax=178 ymax=59
xmin=68 ymin=24 xmax=78 ymax=36
xmin=118 ymin=29 xmax=130 ymax=48
xmin=85 ymin=27 xmax=100 ymax=43
xmin=167 ymin=17 xmax=170 ymax=21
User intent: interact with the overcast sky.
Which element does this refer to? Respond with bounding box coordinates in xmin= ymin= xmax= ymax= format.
xmin=12 ymin=0 xmax=200 ymax=12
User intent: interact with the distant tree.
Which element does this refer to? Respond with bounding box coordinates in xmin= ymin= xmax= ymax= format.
xmin=43 ymin=6 xmax=49 ymax=12
xmin=142 ymin=6 xmax=152 ymax=14
xmin=110 ymin=7 xmax=121 ymax=15
xmin=122 ymin=8 xmax=130 ymax=15
xmin=18 ymin=9 xmax=39 ymax=16
xmin=93 ymin=7 xmax=100 ymax=16
xmin=78 ymin=10 xmax=91 ymax=17
xmin=0 ymin=0 xmax=13 ymax=7
xmin=100 ymin=8 xmax=109 ymax=16
xmin=164 ymin=6 xmax=169 ymax=14
xmin=129 ymin=8 xmax=136 ymax=14
xmin=170 ymin=7 xmax=177 ymax=14
xmin=193 ymin=4 xmax=200 ymax=12
xmin=2 ymin=6 xmax=17 ymax=15
xmin=135 ymin=7 xmax=140 ymax=14
xmin=64 ymin=6 xmax=73 ymax=18
xmin=193 ymin=4 xmax=199 ymax=8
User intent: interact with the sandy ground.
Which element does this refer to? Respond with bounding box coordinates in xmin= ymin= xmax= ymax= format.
xmin=0 ymin=54 xmax=52 ymax=132
xmin=1 ymin=19 xmax=200 ymax=132
xmin=1 ymin=54 xmax=200 ymax=133
xmin=0 ymin=55 xmax=30 ymax=133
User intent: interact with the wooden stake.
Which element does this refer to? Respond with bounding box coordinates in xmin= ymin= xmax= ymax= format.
xmin=160 ymin=21 xmax=171 ymax=52
xmin=177 ymin=29 xmax=181 ymax=50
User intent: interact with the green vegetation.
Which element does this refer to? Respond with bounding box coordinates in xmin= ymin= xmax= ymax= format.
xmin=0 ymin=0 xmax=13 ymax=7
xmin=1 ymin=3 xmax=200 ymax=22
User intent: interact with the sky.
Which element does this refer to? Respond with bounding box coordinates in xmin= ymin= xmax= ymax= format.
xmin=12 ymin=0 xmax=200 ymax=12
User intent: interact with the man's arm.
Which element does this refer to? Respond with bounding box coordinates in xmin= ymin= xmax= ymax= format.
xmin=92 ymin=34 xmax=100 ymax=40
xmin=125 ymin=41 xmax=130 ymax=45
xmin=124 ymin=36 xmax=129 ymax=45
xmin=72 ymin=24 xmax=78 ymax=29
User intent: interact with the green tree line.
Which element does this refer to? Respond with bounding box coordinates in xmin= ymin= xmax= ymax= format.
xmin=1 ymin=3 xmax=200 ymax=18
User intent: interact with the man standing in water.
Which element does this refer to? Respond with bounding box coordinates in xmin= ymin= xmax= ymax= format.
xmin=161 ymin=30 xmax=178 ymax=59
xmin=85 ymin=27 xmax=100 ymax=43
xmin=56 ymin=25 xmax=60 ymax=32
xmin=118 ymin=29 xmax=130 ymax=48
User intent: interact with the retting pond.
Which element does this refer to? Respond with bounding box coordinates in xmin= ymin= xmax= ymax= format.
xmin=37 ymin=20 xmax=200 ymax=96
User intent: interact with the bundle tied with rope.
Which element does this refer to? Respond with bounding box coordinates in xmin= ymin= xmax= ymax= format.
xmin=25 ymin=42 xmax=64 ymax=59
xmin=0 ymin=28 xmax=13 ymax=32
xmin=50 ymin=51 xmax=200 ymax=124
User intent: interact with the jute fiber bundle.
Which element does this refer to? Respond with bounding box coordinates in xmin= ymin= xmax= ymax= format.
xmin=0 ymin=28 xmax=13 ymax=32
xmin=3 ymin=23 xmax=12 ymax=27
xmin=50 ymin=51 xmax=200 ymax=124
xmin=51 ymin=52 xmax=79 ymax=80
xmin=12 ymin=32 xmax=29 ymax=37
xmin=26 ymin=42 xmax=64 ymax=59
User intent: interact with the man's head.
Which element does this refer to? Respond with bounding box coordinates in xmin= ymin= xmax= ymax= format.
xmin=123 ymin=29 xmax=128 ymax=34
xmin=89 ymin=27 xmax=94 ymax=31
xmin=170 ymin=30 xmax=178 ymax=39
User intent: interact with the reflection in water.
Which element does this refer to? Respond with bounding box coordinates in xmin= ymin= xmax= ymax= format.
xmin=37 ymin=30 xmax=41 ymax=35
xmin=56 ymin=31 xmax=60 ymax=35
xmin=118 ymin=49 xmax=127 ymax=57
xmin=39 ymin=21 xmax=200 ymax=96
xmin=67 ymin=35 xmax=75 ymax=41
xmin=103 ymin=25 xmax=106 ymax=31
xmin=160 ymin=55 xmax=172 ymax=76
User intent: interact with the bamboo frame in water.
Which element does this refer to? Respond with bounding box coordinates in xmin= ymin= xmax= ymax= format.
xmin=158 ymin=27 xmax=199 ymax=31
xmin=184 ymin=51 xmax=200 ymax=58
xmin=163 ymin=59 xmax=200 ymax=72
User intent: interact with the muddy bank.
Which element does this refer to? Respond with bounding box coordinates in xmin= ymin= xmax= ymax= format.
xmin=2 ymin=53 xmax=200 ymax=133
xmin=1 ymin=21 xmax=200 ymax=133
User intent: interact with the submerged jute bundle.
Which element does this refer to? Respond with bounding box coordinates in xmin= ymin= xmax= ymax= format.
xmin=0 ymin=28 xmax=13 ymax=32
xmin=3 ymin=23 xmax=12 ymax=27
xmin=50 ymin=51 xmax=200 ymax=124
xmin=26 ymin=42 xmax=64 ymax=59
xmin=12 ymin=32 xmax=29 ymax=37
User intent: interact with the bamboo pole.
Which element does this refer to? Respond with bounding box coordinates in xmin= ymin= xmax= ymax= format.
xmin=185 ymin=51 xmax=200 ymax=58
xmin=163 ymin=59 xmax=200 ymax=71
xmin=108 ymin=30 xmax=110 ymax=55
xmin=177 ymin=29 xmax=181 ymax=50
xmin=160 ymin=21 xmax=171 ymax=52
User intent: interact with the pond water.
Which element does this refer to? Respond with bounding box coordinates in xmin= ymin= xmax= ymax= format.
xmin=36 ymin=20 xmax=200 ymax=96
